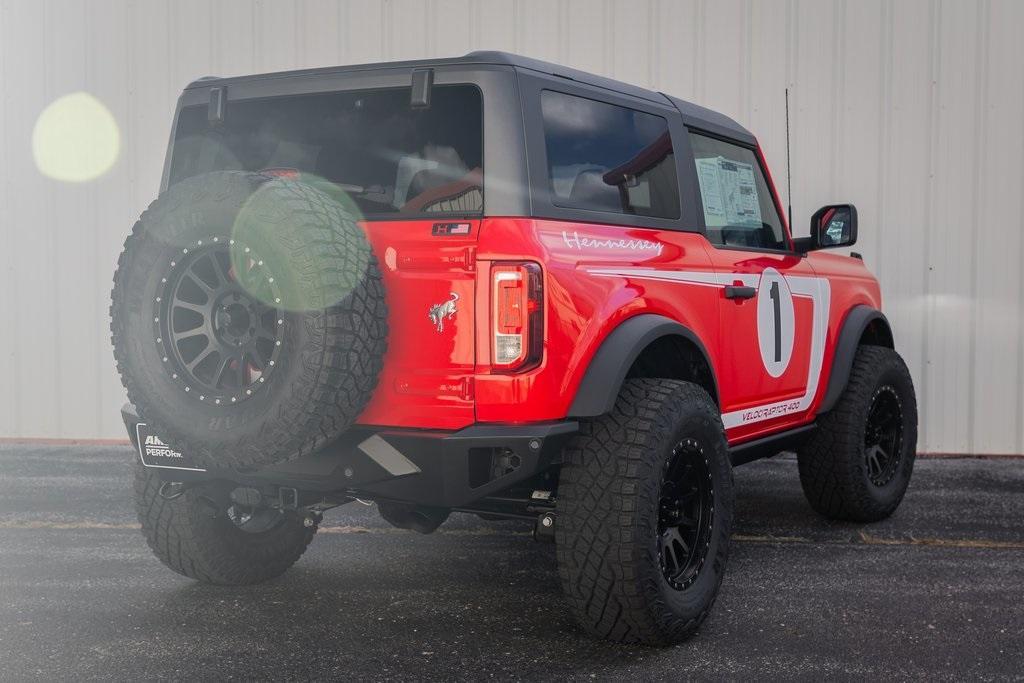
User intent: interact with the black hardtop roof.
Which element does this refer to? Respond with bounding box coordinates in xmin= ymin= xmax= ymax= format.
xmin=187 ymin=50 xmax=754 ymax=144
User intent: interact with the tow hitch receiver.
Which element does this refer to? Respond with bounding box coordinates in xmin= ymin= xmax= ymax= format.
xmin=278 ymin=487 xmax=299 ymax=510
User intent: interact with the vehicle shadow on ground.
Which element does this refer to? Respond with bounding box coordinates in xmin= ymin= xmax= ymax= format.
xmin=120 ymin=528 xmax=687 ymax=679
xmin=104 ymin=466 xmax=833 ymax=679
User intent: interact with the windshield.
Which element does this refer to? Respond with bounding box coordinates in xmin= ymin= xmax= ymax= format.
xmin=168 ymin=84 xmax=483 ymax=218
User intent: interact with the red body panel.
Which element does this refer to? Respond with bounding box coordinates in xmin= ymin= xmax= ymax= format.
xmin=354 ymin=135 xmax=882 ymax=447
xmin=353 ymin=216 xmax=881 ymax=446
xmin=703 ymin=248 xmax=821 ymax=442
xmin=473 ymin=219 xmax=722 ymax=425
xmin=356 ymin=220 xmax=479 ymax=430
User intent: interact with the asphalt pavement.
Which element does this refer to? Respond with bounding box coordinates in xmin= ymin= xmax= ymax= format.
xmin=0 ymin=443 xmax=1021 ymax=681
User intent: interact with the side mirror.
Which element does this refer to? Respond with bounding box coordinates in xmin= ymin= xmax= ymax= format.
xmin=809 ymin=204 xmax=857 ymax=250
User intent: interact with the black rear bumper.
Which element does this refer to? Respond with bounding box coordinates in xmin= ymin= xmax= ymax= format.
xmin=122 ymin=404 xmax=576 ymax=508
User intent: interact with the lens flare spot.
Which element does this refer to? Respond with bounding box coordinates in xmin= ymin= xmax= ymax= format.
xmin=32 ymin=92 xmax=120 ymax=182
xmin=231 ymin=173 xmax=368 ymax=312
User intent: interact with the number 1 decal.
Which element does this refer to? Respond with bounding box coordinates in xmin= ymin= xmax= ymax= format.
xmin=756 ymin=268 xmax=795 ymax=378
xmin=769 ymin=280 xmax=782 ymax=363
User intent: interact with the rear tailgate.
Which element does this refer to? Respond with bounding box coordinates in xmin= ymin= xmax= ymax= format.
xmin=357 ymin=220 xmax=479 ymax=430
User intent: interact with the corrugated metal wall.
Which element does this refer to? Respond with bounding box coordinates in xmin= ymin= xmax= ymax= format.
xmin=1 ymin=0 xmax=1022 ymax=453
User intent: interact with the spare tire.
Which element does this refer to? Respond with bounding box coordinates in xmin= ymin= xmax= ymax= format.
xmin=111 ymin=171 xmax=387 ymax=469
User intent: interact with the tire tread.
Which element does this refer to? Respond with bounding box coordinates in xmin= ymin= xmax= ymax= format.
xmin=798 ymin=345 xmax=918 ymax=522
xmin=555 ymin=378 xmax=733 ymax=645
xmin=134 ymin=467 xmax=316 ymax=585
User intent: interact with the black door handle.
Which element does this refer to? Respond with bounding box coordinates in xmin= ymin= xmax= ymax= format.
xmin=724 ymin=285 xmax=756 ymax=300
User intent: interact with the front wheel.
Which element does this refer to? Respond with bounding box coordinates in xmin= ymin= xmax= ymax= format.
xmin=555 ymin=379 xmax=733 ymax=645
xmin=134 ymin=467 xmax=317 ymax=585
xmin=797 ymin=345 xmax=918 ymax=522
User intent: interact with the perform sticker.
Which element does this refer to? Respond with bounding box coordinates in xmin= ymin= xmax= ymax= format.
xmin=135 ymin=423 xmax=206 ymax=472
xmin=695 ymin=156 xmax=762 ymax=227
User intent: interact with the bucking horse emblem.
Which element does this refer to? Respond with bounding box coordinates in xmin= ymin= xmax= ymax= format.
xmin=428 ymin=292 xmax=459 ymax=333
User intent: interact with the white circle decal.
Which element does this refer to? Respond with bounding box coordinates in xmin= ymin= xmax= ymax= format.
xmin=756 ymin=268 xmax=795 ymax=377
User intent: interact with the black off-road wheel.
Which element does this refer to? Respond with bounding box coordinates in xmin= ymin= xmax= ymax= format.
xmin=556 ymin=379 xmax=733 ymax=645
xmin=134 ymin=467 xmax=316 ymax=585
xmin=798 ymin=345 xmax=918 ymax=522
xmin=111 ymin=171 xmax=387 ymax=469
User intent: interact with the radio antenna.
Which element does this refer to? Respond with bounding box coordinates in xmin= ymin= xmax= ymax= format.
xmin=785 ymin=87 xmax=793 ymax=231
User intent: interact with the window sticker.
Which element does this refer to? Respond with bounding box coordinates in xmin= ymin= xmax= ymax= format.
xmin=694 ymin=156 xmax=763 ymax=227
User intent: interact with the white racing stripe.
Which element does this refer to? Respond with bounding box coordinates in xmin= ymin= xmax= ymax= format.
xmin=584 ymin=267 xmax=830 ymax=428
xmin=587 ymin=267 xmax=758 ymax=288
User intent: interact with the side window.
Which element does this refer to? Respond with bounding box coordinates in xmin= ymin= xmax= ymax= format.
xmin=689 ymin=132 xmax=788 ymax=250
xmin=540 ymin=90 xmax=679 ymax=219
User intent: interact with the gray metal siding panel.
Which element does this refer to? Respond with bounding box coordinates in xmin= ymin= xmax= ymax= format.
xmin=0 ymin=0 xmax=1021 ymax=454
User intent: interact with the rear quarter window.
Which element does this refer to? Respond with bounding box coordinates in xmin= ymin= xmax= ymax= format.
xmin=539 ymin=90 xmax=679 ymax=219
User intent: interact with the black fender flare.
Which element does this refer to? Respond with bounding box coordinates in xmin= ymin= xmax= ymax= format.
xmin=567 ymin=314 xmax=718 ymax=417
xmin=817 ymin=305 xmax=894 ymax=414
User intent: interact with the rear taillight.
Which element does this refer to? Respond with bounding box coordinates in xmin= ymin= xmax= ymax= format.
xmin=491 ymin=262 xmax=543 ymax=372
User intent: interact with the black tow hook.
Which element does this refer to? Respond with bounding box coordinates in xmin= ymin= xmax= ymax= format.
xmin=533 ymin=512 xmax=556 ymax=542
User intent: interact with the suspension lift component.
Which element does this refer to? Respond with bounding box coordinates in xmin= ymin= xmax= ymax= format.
xmin=534 ymin=512 xmax=556 ymax=542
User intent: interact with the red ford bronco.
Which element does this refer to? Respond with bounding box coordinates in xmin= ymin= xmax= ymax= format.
xmin=111 ymin=52 xmax=918 ymax=645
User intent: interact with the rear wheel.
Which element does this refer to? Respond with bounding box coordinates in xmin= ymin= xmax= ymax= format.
xmin=798 ymin=345 xmax=918 ymax=522
xmin=134 ymin=467 xmax=316 ymax=585
xmin=556 ymin=379 xmax=733 ymax=645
